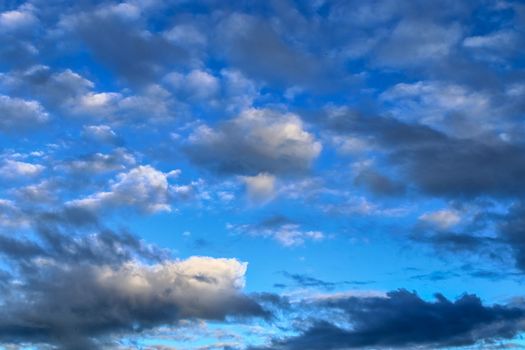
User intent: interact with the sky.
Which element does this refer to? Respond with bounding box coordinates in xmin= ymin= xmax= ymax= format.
xmin=0 ymin=0 xmax=525 ymax=349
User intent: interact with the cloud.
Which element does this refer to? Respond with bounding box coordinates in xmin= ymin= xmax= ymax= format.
xmin=0 ymin=65 xmax=94 ymax=108
xmin=83 ymin=124 xmax=119 ymax=144
xmin=0 ymin=95 xmax=48 ymax=132
xmin=322 ymin=107 xmax=525 ymax=198
xmin=374 ymin=19 xmax=462 ymax=67
xmin=0 ymin=4 xmax=37 ymax=32
xmin=0 ymin=159 xmax=44 ymax=178
xmin=228 ymin=216 xmax=324 ymax=247
xmin=60 ymin=4 xmax=186 ymax=84
xmin=58 ymin=149 xmax=136 ymax=174
xmin=241 ymin=173 xmax=276 ymax=203
xmin=217 ymin=13 xmax=321 ymax=87
xmin=67 ymin=165 xmax=173 ymax=213
xmin=354 ymin=168 xmax=405 ymax=197
xmin=166 ymin=69 xmax=220 ymax=100
xmin=253 ymin=290 xmax=525 ymax=350
xmin=419 ymin=209 xmax=461 ymax=230
xmin=187 ymin=108 xmax=321 ymax=176
xmin=380 ymin=80 xmax=493 ymax=136
xmin=0 ymin=222 xmax=266 ymax=350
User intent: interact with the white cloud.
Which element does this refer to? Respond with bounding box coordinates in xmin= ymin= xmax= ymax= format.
xmin=0 ymin=5 xmax=37 ymax=31
xmin=380 ymin=81 xmax=493 ymax=136
xmin=0 ymin=159 xmax=44 ymax=178
xmin=166 ymin=69 xmax=219 ymax=100
xmin=67 ymin=165 xmax=173 ymax=213
xmin=188 ymin=108 xmax=322 ymax=176
xmin=419 ymin=209 xmax=461 ymax=229
xmin=95 ymin=256 xmax=248 ymax=305
xmin=0 ymin=95 xmax=48 ymax=131
xmin=83 ymin=124 xmax=117 ymax=143
xmin=463 ymin=30 xmax=517 ymax=50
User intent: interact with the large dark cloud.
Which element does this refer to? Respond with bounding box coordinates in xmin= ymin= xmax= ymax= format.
xmin=62 ymin=3 xmax=187 ymax=85
xmin=0 ymin=209 xmax=268 ymax=350
xmin=323 ymin=109 xmax=525 ymax=198
xmin=252 ymin=290 xmax=525 ymax=350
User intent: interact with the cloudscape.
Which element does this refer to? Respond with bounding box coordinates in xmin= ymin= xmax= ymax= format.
xmin=0 ymin=0 xmax=525 ymax=349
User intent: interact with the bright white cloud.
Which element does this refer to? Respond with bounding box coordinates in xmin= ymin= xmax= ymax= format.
xmin=188 ymin=108 xmax=322 ymax=176
xmin=0 ymin=5 xmax=37 ymax=31
xmin=0 ymin=159 xmax=44 ymax=178
xmin=67 ymin=165 xmax=173 ymax=213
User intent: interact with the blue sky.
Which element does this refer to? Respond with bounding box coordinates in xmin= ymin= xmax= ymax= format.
xmin=1 ymin=0 xmax=525 ymax=349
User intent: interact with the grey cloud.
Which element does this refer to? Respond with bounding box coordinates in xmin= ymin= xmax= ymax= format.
xmin=0 ymin=65 xmax=94 ymax=108
xmin=186 ymin=108 xmax=321 ymax=176
xmin=354 ymin=168 xmax=405 ymax=197
xmin=253 ymin=289 xmax=525 ymax=350
xmin=63 ymin=6 xmax=187 ymax=85
xmin=0 ymin=94 xmax=48 ymax=132
xmin=216 ymin=13 xmax=322 ymax=87
xmin=0 ymin=210 xmax=267 ymax=350
xmin=323 ymin=108 xmax=525 ymax=198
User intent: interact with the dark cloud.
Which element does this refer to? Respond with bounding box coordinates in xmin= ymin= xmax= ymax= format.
xmin=253 ymin=290 xmax=525 ymax=350
xmin=323 ymin=109 xmax=525 ymax=198
xmin=0 ymin=209 xmax=268 ymax=350
xmin=64 ymin=5 xmax=187 ymax=85
xmin=216 ymin=13 xmax=323 ymax=87
xmin=354 ymin=168 xmax=405 ymax=197
xmin=499 ymin=202 xmax=525 ymax=271
xmin=279 ymin=272 xmax=374 ymax=290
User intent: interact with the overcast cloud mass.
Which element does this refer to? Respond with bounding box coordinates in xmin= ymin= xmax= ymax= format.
xmin=0 ymin=0 xmax=525 ymax=349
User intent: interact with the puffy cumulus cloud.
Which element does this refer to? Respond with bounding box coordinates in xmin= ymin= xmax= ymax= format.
xmin=67 ymin=165 xmax=173 ymax=213
xmin=380 ymin=81 xmax=495 ymax=137
xmin=0 ymin=159 xmax=44 ymax=178
xmin=220 ymin=69 xmax=259 ymax=112
xmin=216 ymin=12 xmax=321 ymax=87
xmin=187 ymin=108 xmax=321 ymax=176
xmin=0 ymin=4 xmax=37 ymax=32
xmin=0 ymin=64 xmax=175 ymax=125
xmin=0 ymin=219 xmax=266 ymax=350
xmin=58 ymin=3 xmax=187 ymax=85
xmin=0 ymin=95 xmax=48 ymax=132
xmin=83 ymin=124 xmax=119 ymax=144
xmin=166 ymin=69 xmax=219 ymax=100
xmin=57 ymin=148 xmax=136 ymax=174
xmin=419 ymin=209 xmax=461 ymax=230
xmin=68 ymin=84 xmax=175 ymax=122
xmin=0 ymin=65 xmax=94 ymax=108
xmin=241 ymin=173 xmax=276 ymax=203
xmin=252 ymin=290 xmax=525 ymax=350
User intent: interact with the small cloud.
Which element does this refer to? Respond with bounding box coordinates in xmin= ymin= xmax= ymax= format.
xmin=241 ymin=172 xmax=276 ymax=203
xmin=419 ymin=209 xmax=461 ymax=229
